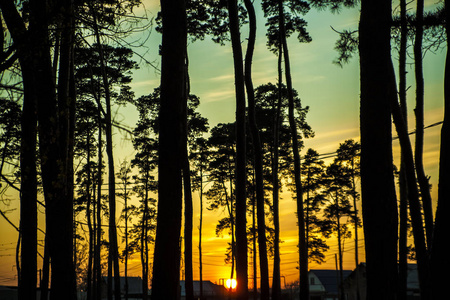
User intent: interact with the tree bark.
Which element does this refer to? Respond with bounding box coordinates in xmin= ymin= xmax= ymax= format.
xmin=151 ymin=0 xmax=186 ymax=297
xmin=227 ymin=0 xmax=249 ymax=299
xmin=359 ymin=0 xmax=399 ymax=299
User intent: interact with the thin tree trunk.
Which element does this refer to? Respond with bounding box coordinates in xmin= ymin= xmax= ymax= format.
xmin=40 ymin=236 xmax=50 ymax=300
xmin=359 ymin=1 xmax=399 ymax=299
xmin=87 ymin=134 xmax=94 ymax=300
xmin=123 ymin=165 xmax=129 ymax=300
xmin=90 ymin=8 xmax=121 ymax=298
xmin=271 ymin=89 xmax=282 ymax=299
xmin=199 ymin=166 xmax=204 ymax=300
xmin=252 ymin=194 xmax=257 ymax=300
xmin=227 ymin=0 xmax=248 ymax=298
xmin=278 ymin=1 xmax=308 ymax=298
xmin=272 ymin=36 xmax=284 ymax=300
xmin=335 ymin=197 xmax=344 ymax=300
xmin=414 ymin=0 xmax=434 ymax=247
xmin=96 ymin=113 xmax=103 ymax=300
xmin=151 ymin=0 xmax=186 ymax=296
xmin=390 ymin=77 xmax=432 ymax=299
xmin=183 ymin=147 xmax=194 ymax=300
xmin=142 ymin=175 xmax=150 ymax=300
xmin=242 ymin=1 xmax=270 ymax=299
xmin=398 ymin=1 xmax=409 ymax=299
xmin=183 ymin=56 xmax=194 ymax=300
xmin=350 ymin=157 xmax=360 ymax=300
xmin=430 ymin=1 xmax=450 ymax=297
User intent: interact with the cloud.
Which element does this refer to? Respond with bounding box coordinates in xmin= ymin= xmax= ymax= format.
xmin=201 ymin=89 xmax=235 ymax=103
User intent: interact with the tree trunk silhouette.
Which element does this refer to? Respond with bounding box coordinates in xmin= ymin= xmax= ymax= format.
xmin=252 ymin=194 xmax=258 ymax=300
xmin=86 ymin=134 xmax=94 ymax=300
xmin=199 ymin=165 xmax=204 ymax=299
xmin=398 ymin=1 xmax=409 ymax=299
xmin=34 ymin=0 xmax=76 ymax=298
xmin=19 ymin=84 xmax=38 ymax=300
xmin=90 ymin=8 xmax=121 ymax=299
xmin=359 ymin=1 xmax=399 ymax=299
xmin=141 ymin=172 xmax=150 ymax=300
xmin=183 ymin=64 xmax=194 ymax=300
xmin=95 ymin=109 xmax=103 ymax=300
xmin=430 ymin=0 xmax=450 ymax=298
xmin=18 ymin=31 xmax=38 ymax=300
xmin=349 ymin=156 xmax=360 ymax=300
xmin=390 ymin=77 xmax=432 ymax=300
xmin=277 ymin=1 xmax=308 ymax=298
xmin=40 ymin=236 xmax=50 ymax=300
xmin=151 ymin=0 xmax=186 ymax=297
xmin=272 ymin=39 xmax=283 ymax=300
xmin=243 ymin=0 xmax=269 ymax=299
xmin=413 ymin=0 xmax=434 ymax=247
xmin=227 ymin=0 xmax=249 ymax=299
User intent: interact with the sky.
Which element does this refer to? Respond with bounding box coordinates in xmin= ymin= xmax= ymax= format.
xmin=0 ymin=0 xmax=446 ymax=290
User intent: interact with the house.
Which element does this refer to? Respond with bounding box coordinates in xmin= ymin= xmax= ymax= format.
xmin=343 ymin=263 xmax=420 ymax=300
xmin=179 ymin=280 xmax=229 ymax=299
xmin=309 ymin=269 xmax=352 ymax=300
xmin=98 ymin=276 xmax=144 ymax=299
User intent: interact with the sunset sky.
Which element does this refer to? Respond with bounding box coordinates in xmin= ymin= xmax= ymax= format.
xmin=0 ymin=0 xmax=446 ymax=290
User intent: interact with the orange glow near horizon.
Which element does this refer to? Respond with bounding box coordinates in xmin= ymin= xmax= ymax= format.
xmin=225 ymin=278 xmax=237 ymax=290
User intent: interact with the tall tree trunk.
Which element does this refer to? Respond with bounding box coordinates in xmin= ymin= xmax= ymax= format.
xmin=252 ymin=194 xmax=257 ymax=300
xmin=33 ymin=0 xmax=76 ymax=297
xmin=183 ymin=57 xmax=194 ymax=300
xmin=142 ymin=176 xmax=150 ymax=300
xmin=87 ymin=134 xmax=94 ymax=300
xmin=18 ymin=52 xmax=38 ymax=300
xmin=242 ymin=1 xmax=270 ymax=299
xmin=183 ymin=148 xmax=194 ymax=300
xmin=40 ymin=236 xmax=50 ymax=300
xmin=227 ymin=0 xmax=248 ymax=298
xmin=272 ymin=37 xmax=284 ymax=300
xmin=151 ymin=0 xmax=186 ymax=297
xmin=0 ymin=0 xmax=76 ymax=298
xmin=335 ymin=200 xmax=344 ymax=300
xmin=359 ymin=1 xmax=399 ymax=299
xmin=350 ymin=157 xmax=360 ymax=300
xmin=95 ymin=113 xmax=103 ymax=300
xmin=398 ymin=1 xmax=409 ymax=299
xmin=272 ymin=70 xmax=283 ymax=300
xmin=124 ymin=175 xmax=129 ymax=300
xmin=199 ymin=166 xmax=204 ymax=300
xmin=90 ymin=10 xmax=121 ymax=298
xmin=430 ymin=1 xmax=450 ymax=298
xmin=390 ymin=76 xmax=432 ymax=300
xmin=278 ymin=1 xmax=308 ymax=298
xmin=414 ymin=0 xmax=434 ymax=247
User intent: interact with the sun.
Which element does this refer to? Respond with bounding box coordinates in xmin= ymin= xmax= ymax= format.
xmin=225 ymin=278 xmax=237 ymax=290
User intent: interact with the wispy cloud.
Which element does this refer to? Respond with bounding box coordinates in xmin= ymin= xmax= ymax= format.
xmin=202 ymin=89 xmax=235 ymax=103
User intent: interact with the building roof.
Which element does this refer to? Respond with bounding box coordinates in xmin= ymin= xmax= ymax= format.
xmin=309 ymin=269 xmax=352 ymax=294
xmin=180 ymin=280 xmax=228 ymax=296
xmin=103 ymin=276 xmax=143 ymax=294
